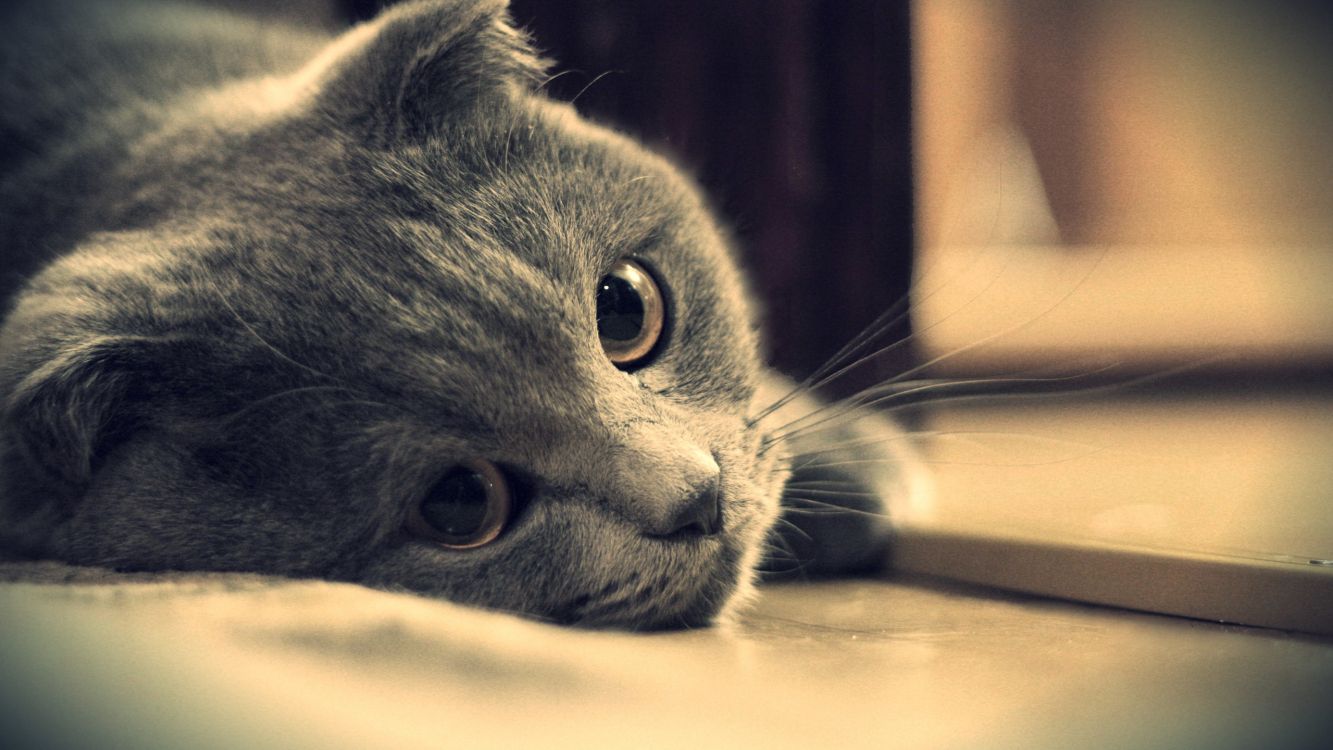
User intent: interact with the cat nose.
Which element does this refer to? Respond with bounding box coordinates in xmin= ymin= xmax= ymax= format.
xmin=658 ymin=476 xmax=722 ymax=537
xmin=606 ymin=435 xmax=724 ymax=538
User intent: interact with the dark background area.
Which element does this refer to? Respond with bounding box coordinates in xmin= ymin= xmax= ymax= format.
xmin=343 ymin=0 xmax=916 ymax=387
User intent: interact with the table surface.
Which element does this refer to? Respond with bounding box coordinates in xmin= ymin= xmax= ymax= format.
xmin=890 ymin=391 xmax=1333 ymax=635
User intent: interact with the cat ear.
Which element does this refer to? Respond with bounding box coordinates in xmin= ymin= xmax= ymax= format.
xmin=1 ymin=336 xmax=161 ymax=498
xmin=310 ymin=0 xmax=547 ymax=139
xmin=1 ymin=331 xmax=215 ymax=553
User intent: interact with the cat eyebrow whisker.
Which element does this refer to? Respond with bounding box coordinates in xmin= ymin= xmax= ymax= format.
xmin=501 ymin=69 xmax=581 ymax=171
xmin=221 ymin=396 xmax=400 ymax=440
xmin=219 ymin=384 xmax=367 ymax=422
xmin=567 ymin=69 xmax=617 ymax=107
xmin=215 ymin=290 xmax=346 ymax=385
xmin=534 ymin=68 xmax=580 ymax=94
xmin=501 ymin=109 xmax=533 ymax=171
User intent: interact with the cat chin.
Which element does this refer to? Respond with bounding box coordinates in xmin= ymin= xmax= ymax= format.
xmin=710 ymin=506 xmax=780 ymax=627
xmin=639 ymin=491 xmax=782 ymax=630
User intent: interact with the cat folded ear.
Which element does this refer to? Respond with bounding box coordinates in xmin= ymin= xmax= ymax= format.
xmin=1 ymin=328 xmax=210 ymax=552
xmin=1 ymin=336 xmax=167 ymax=500
xmin=310 ymin=0 xmax=547 ymax=140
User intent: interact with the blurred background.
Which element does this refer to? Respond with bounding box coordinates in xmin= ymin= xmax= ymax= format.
xmin=913 ymin=0 xmax=1333 ymax=377
xmin=901 ymin=0 xmax=1331 ymax=635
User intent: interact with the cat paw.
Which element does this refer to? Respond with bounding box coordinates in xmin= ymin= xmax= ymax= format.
xmin=763 ymin=408 xmax=924 ymax=579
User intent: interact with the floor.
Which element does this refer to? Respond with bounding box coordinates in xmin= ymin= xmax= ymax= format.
xmin=2 ymin=573 xmax=1330 ymax=750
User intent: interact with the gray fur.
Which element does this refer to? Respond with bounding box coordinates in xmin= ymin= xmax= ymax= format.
xmin=0 ymin=0 xmax=917 ymax=628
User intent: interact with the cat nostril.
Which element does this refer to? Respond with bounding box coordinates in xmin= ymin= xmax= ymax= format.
xmin=662 ymin=480 xmax=722 ymax=537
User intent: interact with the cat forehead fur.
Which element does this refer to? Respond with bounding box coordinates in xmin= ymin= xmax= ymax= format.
xmin=0 ymin=0 xmax=785 ymax=628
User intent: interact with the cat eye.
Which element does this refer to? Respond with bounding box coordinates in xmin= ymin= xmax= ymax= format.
xmin=597 ymin=258 xmax=665 ymax=368
xmin=407 ymin=459 xmax=511 ymax=549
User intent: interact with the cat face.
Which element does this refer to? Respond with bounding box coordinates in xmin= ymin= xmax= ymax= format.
xmin=0 ymin=0 xmax=787 ymax=627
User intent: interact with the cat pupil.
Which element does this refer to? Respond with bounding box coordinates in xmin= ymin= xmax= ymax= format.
xmin=421 ymin=469 xmax=491 ymax=538
xmin=596 ymin=276 xmax=645 ymax=341
xmin=595 ymin=259 xmax=665 ymax=367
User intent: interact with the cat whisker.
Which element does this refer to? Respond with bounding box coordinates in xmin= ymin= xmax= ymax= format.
xmin=218 ymin=385 xmax=366 ymax=423
xmin=748 ymin=297 xmax=913 ymax=427
xmin=226 ymin=396 xmax=397 ymax=436
xmin=770 ymin=514 xmax=816 ymax=547
xmin=215 ymin=291 xmax=345 ymax=385
xmin=785 ymin=427 xmax=959 ymax=461
xmin=867 ymin=244 xmax=1116 ymax=395
xmin=567 ymin=69 xmax=617 ymax=107
xmin=752 ymin=242 xmax=1117 ymax=446
xmin=765 ymin=340 xmax=1112 ymax=445
xmin=786 ymin=428 xmax=1114 ymax=469
xmin=791 ymin=447 xmax=1110 ymax=471
xmin=534 ymin=68 xmax=580 ymax=94
xmin=760 ymin=536 xmax=800 ymax=564
xmin=502 ymin=61 xmax=579 ymax=169
xmin=749 ymin=243 xmax=1023 ymax=427
xmin=765 ymin=252 xmax=1022 ymax=420
xmin=780 ymin=487 xmax=881 ymax=499
xmin=780 ymin=496 xmax=889 ymax=519
xmin=759 ymin=545 xmax=808 ymax=570
xmin=868 ymin=352 xmax=1236 ymax=416
xmin=840 ymin=356 xmax=1119 ymax=404
xmin=767 ymin=366 xmax=1121 ymax=445
xmin=781 ymin=478 xmax=866 ymax=490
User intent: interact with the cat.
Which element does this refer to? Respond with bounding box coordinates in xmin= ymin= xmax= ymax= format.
xmin=0 ymin=0 xmax=923 ymax=629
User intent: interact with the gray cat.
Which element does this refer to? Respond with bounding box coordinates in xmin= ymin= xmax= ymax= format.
xmin=0 ymin=0 xmax=921 ymax=628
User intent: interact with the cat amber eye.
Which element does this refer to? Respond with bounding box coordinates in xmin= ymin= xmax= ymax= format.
xmin=596 ymin=258 xmax=665 ymax=367
xmin=406 ymin=459 xmax=511 ymax=549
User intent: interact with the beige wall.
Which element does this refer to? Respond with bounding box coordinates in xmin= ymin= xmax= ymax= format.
xmin=912 ymin=1 xmax=1333 ymax=369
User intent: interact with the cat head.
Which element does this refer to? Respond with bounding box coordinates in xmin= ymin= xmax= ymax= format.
xmin=0 ymin=0 xmax=787 ymax=628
